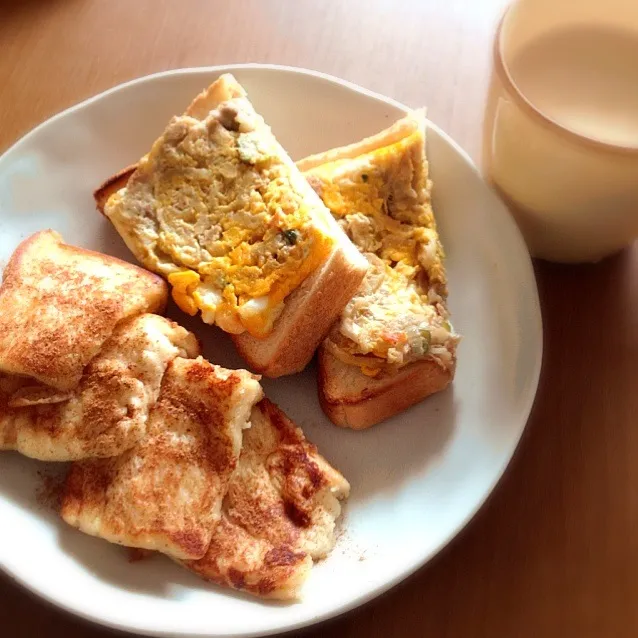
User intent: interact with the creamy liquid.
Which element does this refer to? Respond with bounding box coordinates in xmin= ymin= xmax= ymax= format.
xmin=508 ymin=26 xmax=638 ymax=147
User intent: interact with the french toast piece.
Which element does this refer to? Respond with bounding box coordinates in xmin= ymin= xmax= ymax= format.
xmin=0 ymin=314 xmax=199 ymax=460
xmin=0 ymin=230 xmax=167 ymax=391
xmin=60 ymin=357 xmax=263 ymax=560
xmin=182 ymin=399 xmax=349 ymax=600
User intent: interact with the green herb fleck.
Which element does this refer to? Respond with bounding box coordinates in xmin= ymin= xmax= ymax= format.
xmin=281 ymin=229 xmax=299 ymax=246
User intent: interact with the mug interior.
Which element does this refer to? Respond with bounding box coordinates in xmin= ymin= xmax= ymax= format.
xmin=494 ymin=0 xmax=638 ymax=155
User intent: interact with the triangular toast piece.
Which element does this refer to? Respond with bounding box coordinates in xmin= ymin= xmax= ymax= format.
xmin=298 ymin=111 xmax=460 ymax=429
xmin=0 ymin=230 xmax=167 ymax=391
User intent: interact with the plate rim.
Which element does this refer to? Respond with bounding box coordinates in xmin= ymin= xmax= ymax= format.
xmin=0 ymin=63 xmax=543 ymax=638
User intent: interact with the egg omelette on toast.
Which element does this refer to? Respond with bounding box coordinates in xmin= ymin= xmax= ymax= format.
xmin=96 ymin=73 xmax=368 ymax=377
xmin=298 ymin=111 xmax=460 ymax=429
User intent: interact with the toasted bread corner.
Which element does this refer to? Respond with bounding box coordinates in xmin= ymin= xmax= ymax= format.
xmin=94 ymin=165 xmax=137 ymax=215
xmin=0 ymin=230 xmax=168 ymax=391
xmin=318 ymin=344 xmax=454 ymax=430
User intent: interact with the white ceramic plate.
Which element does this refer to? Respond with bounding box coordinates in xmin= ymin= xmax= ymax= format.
xmin=0 ymin=65 xmax=542 ymax=637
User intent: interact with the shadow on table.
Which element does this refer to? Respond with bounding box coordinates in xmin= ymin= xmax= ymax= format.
xmin=0 ymin=0 xmax=82 ymax=24
xmin=534 ymin=243 xmax=635 ymax=362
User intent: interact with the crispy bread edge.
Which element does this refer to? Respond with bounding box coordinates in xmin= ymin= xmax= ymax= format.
xmin=1 ymin=230 xmax=168 ymax=313
xmin=231 ymin=241 xmax=368 ymax=377
xmin=317 ymin=345 xmax=454 ymax=430
xmin=296 ymin=109 xmax=426 ymax=172
xmin=94 ymin=166 xmax=137 ymax=215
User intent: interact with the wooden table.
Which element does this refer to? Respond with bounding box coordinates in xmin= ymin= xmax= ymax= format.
xmin=2 ymin=1 xmax=636 ymax=636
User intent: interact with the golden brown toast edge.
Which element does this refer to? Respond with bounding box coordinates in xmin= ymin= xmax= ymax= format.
xmin=94 ymin=165 xmax=136 ymax=215
xmin=317 ymin=341 xmax=454 ymax=430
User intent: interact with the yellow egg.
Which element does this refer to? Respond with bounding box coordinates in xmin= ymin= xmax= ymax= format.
xmin=168 ymin=271 xmax=200 ymax=315
xmin=106 ymin=110 xmax=337 ymax=338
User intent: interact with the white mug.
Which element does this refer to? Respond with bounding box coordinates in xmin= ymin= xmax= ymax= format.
xmin=483 ymin=0 xmax=638 ymax=263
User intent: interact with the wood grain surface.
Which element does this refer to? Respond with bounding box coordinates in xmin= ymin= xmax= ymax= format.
xmin=1 ymin=1 xmax=636 ymax=637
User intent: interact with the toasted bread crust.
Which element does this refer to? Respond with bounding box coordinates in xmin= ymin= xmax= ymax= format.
xmin=94 ymin=165 xmax=136 ymax=215
xmin=231 ymin=243 xmax=368 ymax=377
xmin=296 ymin=109 xmax=425 ymax=172
xmin=318 ymin=345 xmax=453 ymax=430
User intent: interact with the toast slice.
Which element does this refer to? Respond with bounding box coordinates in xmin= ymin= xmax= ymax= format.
xmin=318 ymin=345 xmax=452 ymax=430
xmin=60 ymin=357 xmax=263 ymax=560
xmin=0 ymin=230 xmax=167 ymax=391
xmin=0 ymin=314 xmax=199 ymax=461
xmin=181 ymin=398 xmax=349 ymax=600
xmin=298 ymin=111 xmax=460 ymax=429
xmin=96 ymin=73 xmax=368 ymax=377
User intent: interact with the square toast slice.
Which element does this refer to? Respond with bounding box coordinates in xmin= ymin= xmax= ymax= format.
xmin=0 ymin=230 xmax=167 ymax=391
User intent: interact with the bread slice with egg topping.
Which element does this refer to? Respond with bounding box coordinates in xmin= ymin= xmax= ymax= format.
xmin=96 ymin=73 xmax=368 ymax=377
xmin=298 ymin=111 xmax=460 ymax=429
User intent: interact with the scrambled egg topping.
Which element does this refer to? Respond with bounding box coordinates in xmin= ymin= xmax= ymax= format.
xmin=105 ymin=99 xmax=334 ymax=338
xmin=304 ymin=129 xmax=458 ymax=374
